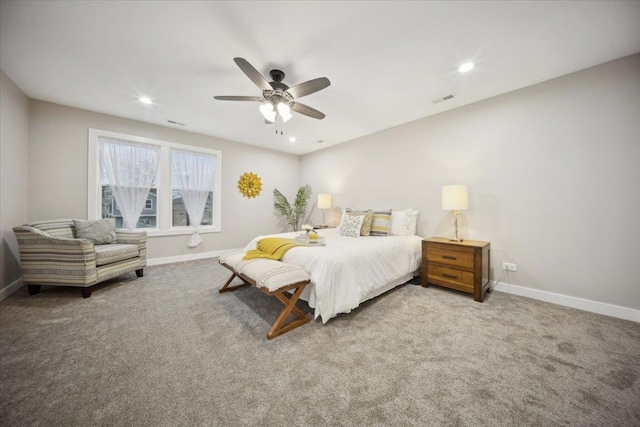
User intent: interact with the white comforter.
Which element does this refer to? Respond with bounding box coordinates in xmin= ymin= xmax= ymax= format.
xmin=243 ymin=229 xmax=422 ymax=323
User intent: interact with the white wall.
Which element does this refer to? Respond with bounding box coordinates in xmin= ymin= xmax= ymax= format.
xmin=301 ymin=54 xmax=640 ymax=311
xmin=0 ymin=70 xmax=29 ymax=297
xmin=28 ymin=100 xmax=300 ymax=260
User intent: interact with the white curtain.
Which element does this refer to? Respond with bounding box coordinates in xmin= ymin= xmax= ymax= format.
xmin=172 ymin=150 xmax=214 ymax=247
xmin=100 ymin=137 xmax=160 ymax=231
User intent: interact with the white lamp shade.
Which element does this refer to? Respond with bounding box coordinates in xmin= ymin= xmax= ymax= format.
xmin=442 ymin=185 xmax=468 ymax=211
xmin=277 ymin=103 xmax=292 ymax=122
xmin=318 ymin=193 xmax=332 ymax=209
xmin=259 ymin=102 xmax=276 ymax=123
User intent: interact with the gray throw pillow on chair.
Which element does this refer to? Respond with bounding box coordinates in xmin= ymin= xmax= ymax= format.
xmin=73 ymin=219 xmax=117 ymax=245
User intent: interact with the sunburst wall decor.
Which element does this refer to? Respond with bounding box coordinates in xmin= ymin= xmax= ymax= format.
xmin=237 ymin=172 xmax=263 ymax=199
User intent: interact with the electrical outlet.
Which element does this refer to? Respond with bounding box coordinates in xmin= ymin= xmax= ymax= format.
xmin=502 ymin=262 xmax=517 ymax=272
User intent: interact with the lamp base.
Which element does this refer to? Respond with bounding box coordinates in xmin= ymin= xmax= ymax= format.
xmin=449 ymin=210 xmax=463 ymax=242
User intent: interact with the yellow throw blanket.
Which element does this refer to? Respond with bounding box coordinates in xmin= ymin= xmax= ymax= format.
xmin=243 ymin=238 xmax=301 ymax=260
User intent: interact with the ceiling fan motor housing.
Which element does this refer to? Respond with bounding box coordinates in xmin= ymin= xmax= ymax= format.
xmin=268 ymin=69 xmax=290 ymax=92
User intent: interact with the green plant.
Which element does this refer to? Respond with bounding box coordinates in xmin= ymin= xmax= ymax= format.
xmin=273 ymin=185 xmax=312 ymax=231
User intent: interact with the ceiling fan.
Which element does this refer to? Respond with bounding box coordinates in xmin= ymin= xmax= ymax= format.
xmin=214 ymin=58 xmax=330 ymax=128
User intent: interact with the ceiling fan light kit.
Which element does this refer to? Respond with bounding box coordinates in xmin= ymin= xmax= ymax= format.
xmin=214 ymin=58 xmax=330 ymax=136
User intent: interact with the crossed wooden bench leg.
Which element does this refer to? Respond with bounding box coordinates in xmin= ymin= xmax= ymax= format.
xmin=218 ymin=272 xmax=251 ymax=293
xmin=218 ymin=266 xmax=310 ymax=339
xmin=264 ymin=284 xmax=310 ymax=340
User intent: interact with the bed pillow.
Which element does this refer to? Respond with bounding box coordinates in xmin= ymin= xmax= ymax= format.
xmin=337 ymin=208 xmax=347 ymax=229
xmin=390 ymin=209 xmax=419 ymax=236
xmin=345 ymin=209 xmax=373 ymax=236
xmin=73 ymin=218 xmax=117 ymax=244
xmin=370 ymin=209 xmax=392 ymax=236
xmin=407 ymin=210 xmax=419 ymax=235
xmin=390 ymin=209 xmax=412 ymax=236
xmin=340 ymin=214 xmax=365 ymax=238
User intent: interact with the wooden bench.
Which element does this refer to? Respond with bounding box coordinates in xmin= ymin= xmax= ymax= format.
xmin=218 ymin=252 xmax=311 ymax=340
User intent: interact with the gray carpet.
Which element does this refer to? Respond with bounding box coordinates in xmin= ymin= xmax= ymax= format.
xmin=0 ymin=259 xmax=638 ymax=426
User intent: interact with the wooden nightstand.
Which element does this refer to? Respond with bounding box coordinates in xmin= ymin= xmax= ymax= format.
xmin=421 ymin=237 xmax=490 ymax=302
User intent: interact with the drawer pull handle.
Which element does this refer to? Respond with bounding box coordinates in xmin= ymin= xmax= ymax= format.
xmin=442 ymin=255 xmax=457 ymax=260
xmin=442 ymin=273 xmax=458 ymax=279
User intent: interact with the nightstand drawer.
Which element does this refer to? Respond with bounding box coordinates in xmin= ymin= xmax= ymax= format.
xmin=427 ymin=247 xmax=474 ymax=269
xmin=428 ymin=265 xmax=474 ymax=290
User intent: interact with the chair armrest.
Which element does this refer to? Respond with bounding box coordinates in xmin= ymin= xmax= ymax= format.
xmin=12 ymin=226 xmax=98 ymax=286
xmin=116 ymin=230 xmax=147 ymax=266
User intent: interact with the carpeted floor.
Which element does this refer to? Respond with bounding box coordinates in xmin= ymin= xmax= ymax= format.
xmin=0 ymin=258 xmax=638 ymax=426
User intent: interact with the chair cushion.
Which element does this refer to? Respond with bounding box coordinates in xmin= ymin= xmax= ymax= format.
xmin=94 ymin=244 xmax=139 ymax=266
xmin=74 ymin=219 xmax=117 ymax=244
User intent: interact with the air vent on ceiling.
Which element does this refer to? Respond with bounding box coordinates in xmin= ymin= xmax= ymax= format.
xmin=432 ymin=94 xmax=455 ymax=104
xmin=167 ymin=120 xmax=186 ymax=126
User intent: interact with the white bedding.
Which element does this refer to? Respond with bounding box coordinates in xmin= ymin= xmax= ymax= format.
xmin=243 ymin=228 xmax=422 ymax=323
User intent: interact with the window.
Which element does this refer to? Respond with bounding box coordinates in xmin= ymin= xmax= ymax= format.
xmin=88 ymin=129 xmax=222 ymax=237
xmin=171 ymin=149 xmax=215 ymax=228
xmin=99 ymin=139 xmax=159 ymax=229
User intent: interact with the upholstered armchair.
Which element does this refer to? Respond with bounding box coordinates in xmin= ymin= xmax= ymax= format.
xmin=13 ymin=219 xmax=147 ymax=298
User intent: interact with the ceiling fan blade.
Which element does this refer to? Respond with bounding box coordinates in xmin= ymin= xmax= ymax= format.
xmin=291 ymin=102 xmax=326 ymax=120
xmin=233 ymin=58 xmax=272 ymax=91
xmin=214 ymin=96 xmax=263 ymax=102
xmin=286 ymin=77 xmax=331 ymax=99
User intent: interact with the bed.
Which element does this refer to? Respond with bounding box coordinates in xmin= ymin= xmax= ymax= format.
xmin=243 ymin=228 xmax=422 ymax=323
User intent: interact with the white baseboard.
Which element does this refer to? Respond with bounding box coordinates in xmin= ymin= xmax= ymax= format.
xmin=147 ymin=248 xmax=243 ymax=267
xmin=491 ymin=281 xmax=640 ymax=324
xmin=0 ymin=278 xmax=23 ymax=302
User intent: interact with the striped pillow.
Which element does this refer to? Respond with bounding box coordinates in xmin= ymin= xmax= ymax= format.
xmin=370 ymin=209 xmax=392 ymax=236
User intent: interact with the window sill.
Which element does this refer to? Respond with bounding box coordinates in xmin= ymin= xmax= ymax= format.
xmin=129 ymin=227 xmax=221 ymax=237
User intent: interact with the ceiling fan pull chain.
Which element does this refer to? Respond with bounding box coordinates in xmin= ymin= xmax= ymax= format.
xmin=274 ymin=113 xmax=286 ymax=136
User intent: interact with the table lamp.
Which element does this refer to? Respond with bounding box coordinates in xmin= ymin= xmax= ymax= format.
xmin=318 ymin=194 xmax=332 ymax=227
xmin=442 ymin=184 xmax=468 ymax=241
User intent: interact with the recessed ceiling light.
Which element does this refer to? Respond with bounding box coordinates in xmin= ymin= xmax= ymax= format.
xmin=139 ymin=96 xmax=152 ymax=104
xmin=458 ymin=62 xmax=475 ymax=73
xmin=288 ymin=137 xmax=296 ymax=142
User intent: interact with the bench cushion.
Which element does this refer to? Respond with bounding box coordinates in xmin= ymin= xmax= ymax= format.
xmin=220 ymin=252 xmax=310 ymax=293
xmin=238 ymin=259 xmax=310 ymax=292
xmin=218 ymin=251 xmax=246 ymax=271
xmin=94 ymin=244 xmax=139 ymax=266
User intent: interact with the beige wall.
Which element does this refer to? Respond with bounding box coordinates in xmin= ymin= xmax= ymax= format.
xmin=28 ymin=100 xmax=300 ymax=259
xmin=0 ymin=70 xmax=29 ymax=293
xmin=301 ymin=54 xmax=640 ymax=310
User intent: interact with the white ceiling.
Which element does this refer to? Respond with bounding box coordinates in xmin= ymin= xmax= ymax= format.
xmin=2 ymin=1 xmax=639 ymax=155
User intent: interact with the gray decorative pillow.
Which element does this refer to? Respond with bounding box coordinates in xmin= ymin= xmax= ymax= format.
xmin=73 ymin=219 xmax=117 ymax=245
xmin=340 ymin=214 xmax=365 ymax=238
xmin=346 ymin=209 xmax=374 ymax=236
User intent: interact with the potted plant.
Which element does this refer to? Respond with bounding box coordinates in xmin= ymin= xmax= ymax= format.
xmin=273 ymin=185 xmax=312 ymax=231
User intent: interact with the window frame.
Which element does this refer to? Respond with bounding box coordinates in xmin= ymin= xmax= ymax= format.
xmin=88 ymin=128 xmax=222 ymax=237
